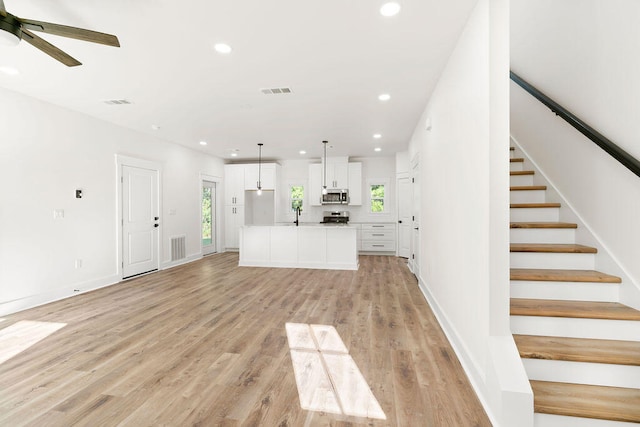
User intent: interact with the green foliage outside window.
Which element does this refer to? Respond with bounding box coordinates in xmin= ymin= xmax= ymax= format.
xmin=202 ymin=187 xmax=212 ymax=243
xmin=371 ymin=184 xmax=385 ymax=213
xmin=291 ymin=185 xmax=304 ymax=212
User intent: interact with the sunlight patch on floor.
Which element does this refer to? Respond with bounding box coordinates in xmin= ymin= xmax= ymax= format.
xmin=0 ymin=320 xmax=66 ymax=365
xmin=285 ymin=322 xmax=386 ymax=420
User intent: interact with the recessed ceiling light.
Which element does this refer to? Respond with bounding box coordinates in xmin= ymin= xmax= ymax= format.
xmin=373 ymin=134 xmax=382 ymax=139
xmin=299 ymin=150 xmax=307 ymax=155
xmin=200 ymin=141 xmax=208 ymax=146
xmin=380 ymin=2 xmax=401 ymax=17
xmin=214 ymin=43 xmax=232 ymax=54
xmin=0 ymin=66 xmax=19 ymax=76
xmin=374 ymin=147 xmax=382 ymax=152
xmin=151 ymin=124 xmax=160 ymax=131
xmin=231 ymin=152 xmax=238 ymax=157
xmin=378 ymin=93 xmax=391 ymax=101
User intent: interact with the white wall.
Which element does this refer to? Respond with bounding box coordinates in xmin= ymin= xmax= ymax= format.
xmin=0 ymin=87 xmax=224 ymax=316
xmin=409 ymin=0 xmax=532 ymax=425
xmin=275 ymin=156 xmax=397 ymax=224
xmin=511 ymin=0 xmax=640 ymax=307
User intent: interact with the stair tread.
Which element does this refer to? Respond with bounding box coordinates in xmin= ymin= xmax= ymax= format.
xmin=510 ymin=222 xmax=577 ymax=229
xmin=514 ymin=335 xmax=640 ymax=365
xmin=510 ymin=170 xmax=535 ymax=176
xmin=510 ymin=158 xmax=525 ymax=162
xmin=511 ymin=298 xmax=640 ymax=320
xmin=510 ymin=202 xmax=560 ymax=208
xmin=510 ymin=268 xmax=621 ymax=283
xmin=531 ymin=380 xmax=640 ymax=423
xmin=510 ymin=185 xmax=547 ymax=191
xmin=510 ymin=243 xmax=597 ymax=254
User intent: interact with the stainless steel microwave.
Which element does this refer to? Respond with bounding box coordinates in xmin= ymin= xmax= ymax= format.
xmin=321 ymin=189 xmax=349 ymax=205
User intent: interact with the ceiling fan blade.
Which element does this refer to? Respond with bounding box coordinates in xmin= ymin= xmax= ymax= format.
xmin=21 ymin=28 xmax=81 ymax=67
xmin=19 ymin=18 xmax=120 ymax=47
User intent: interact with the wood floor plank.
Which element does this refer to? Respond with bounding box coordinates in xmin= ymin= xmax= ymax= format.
xmin=510 ymin=268 xmax=621 ymax=283
xmin=531 ymin=380 xmax=640 ymax=423
xmin=514 ymin=335 xmax=640 ymax=365
xmin=510 ymin=222 xmax=577 ymax=229
xmin=511 ymin=298 xmax=640 ymax=320
xmin=0 ymin=253 xmax=490 ymax=426
xmin=510 ymin=243 xmax=597 ymax=253
xmin=510 ymin=202 xmax=561 ymax=208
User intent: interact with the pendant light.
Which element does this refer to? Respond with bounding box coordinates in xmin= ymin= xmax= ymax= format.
xmin=322 ymin=140 xmax=328 ymax=195
xmin=257 ymin=143 xmax=263 ymax=196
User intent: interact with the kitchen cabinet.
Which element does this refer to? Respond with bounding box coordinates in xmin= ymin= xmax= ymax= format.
xmin=224 ymin=164 xmax=245 ymax=205
xmin=308 ymin=160 xmax=362 ymax=206
xmin=309 ymin=163 xmax=323 ymax=206
xmin=324 ymin=162 xmax=349 ymax=189
xmin=348 ymin=162 xmax=362 ymax=205
xmin=225 ymin=205 xmax=244 ymax=248
xmin=360 ymin=223 xmax=396 ymax=253
xmin=243 ymin=163 xmax=277 ymax=190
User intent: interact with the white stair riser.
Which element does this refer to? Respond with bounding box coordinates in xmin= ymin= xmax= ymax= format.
xmin=522 ymin=358 xmax=640 ymax=389
xmin=510 ymin=228 xmax=576 ymax=244
xmin=535 ymin=413 xmax=640 ymax=427
xmin=511 ymin=316 xmax=640 ymax=341
xmin=510 ymin=190 xmax=547 ymax=204
xmin=510 ymin=252 xmax=595 ymax=270
xmin=511 ymin=281 xmax=619 ymax=302
xmin=510 ymin=174 xmax=534 ymax=186
xmin=510 ymin=208 xmax=559 ymax=222
xmin=510 ymin=161 xmax=524 ymax=171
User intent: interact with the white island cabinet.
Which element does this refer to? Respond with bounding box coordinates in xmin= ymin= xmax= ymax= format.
xmin=239 ymin=225 xmax=358 ymax=270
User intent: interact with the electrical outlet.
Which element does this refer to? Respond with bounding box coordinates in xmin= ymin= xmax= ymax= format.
xmin=53 ymin=209 xmax=64 ymax=219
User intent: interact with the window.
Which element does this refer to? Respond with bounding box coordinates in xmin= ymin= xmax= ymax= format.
xmin=291 ymin=185 xmax=304 ymax=212
xmin=370 ymin=184 xmax=385 ymax=213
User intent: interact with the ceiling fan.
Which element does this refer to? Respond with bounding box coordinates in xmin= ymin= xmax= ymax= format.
xmin=0 ymin=0 xmax=119 ymax=67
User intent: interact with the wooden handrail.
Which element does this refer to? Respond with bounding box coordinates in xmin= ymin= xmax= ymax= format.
xmin=510 ymin=71 xmax=640 ymax=179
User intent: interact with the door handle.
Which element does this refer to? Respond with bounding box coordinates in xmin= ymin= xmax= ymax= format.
xmin=154 ymin=216 xmax=159 ymax=221
xmin=414 ymin=227 xmax=419 ymax=230
xmin=398 ymin=220 xmax=402 ymax=223
xmin=154 ymin=224 xmax=159 ymax=228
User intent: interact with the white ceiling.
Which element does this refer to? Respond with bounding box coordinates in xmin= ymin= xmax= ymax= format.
xmin=0 ymin=0 xmax=477 ymax=161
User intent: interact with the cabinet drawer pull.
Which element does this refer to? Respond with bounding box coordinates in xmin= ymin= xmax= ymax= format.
xmin=372 ymin=233 xmax=385 ymax=236
xmin=372 ymin=244 xmax=385 ymax=247
xmin=372 ymin=225 xmax=384 ymax=228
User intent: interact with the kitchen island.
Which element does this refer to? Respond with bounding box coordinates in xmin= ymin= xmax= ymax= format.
xmin=239 ymin=224 xmax=358 ymax=270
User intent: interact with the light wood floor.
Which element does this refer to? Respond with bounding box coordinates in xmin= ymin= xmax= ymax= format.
xmin=0 ymin=253 xmax=490 ymax=426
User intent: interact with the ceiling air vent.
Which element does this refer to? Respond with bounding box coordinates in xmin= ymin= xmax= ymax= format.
xmin=103 ymin=99 xmax=132 ymax=105
xmin=260 ymin=87 xmax=292 ymax=95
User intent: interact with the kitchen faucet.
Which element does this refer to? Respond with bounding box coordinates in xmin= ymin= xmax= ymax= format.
xmin=294 ymin=206 xmax=301 ymax=226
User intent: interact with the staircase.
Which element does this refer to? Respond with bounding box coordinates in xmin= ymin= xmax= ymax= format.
xmin=509 ymin=147 xmax=640 ymax=426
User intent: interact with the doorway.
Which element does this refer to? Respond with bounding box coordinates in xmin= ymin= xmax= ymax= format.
xmin=397 ymin=175 xmax=411 ymax=258
xmin=410 ymin=158 xmax=420 ymax=278
xmin=202 ymin=180 xmax=217 ymax=255
xmin=120 ymin=162 xmax=160 ymax=279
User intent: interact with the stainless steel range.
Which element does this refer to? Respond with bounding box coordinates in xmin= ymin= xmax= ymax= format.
xmin=320 ymin=210 xmax=349 ymax=224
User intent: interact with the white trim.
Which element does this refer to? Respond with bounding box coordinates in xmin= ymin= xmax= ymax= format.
xmin=0 ymin=274 xmax=120 ymax=317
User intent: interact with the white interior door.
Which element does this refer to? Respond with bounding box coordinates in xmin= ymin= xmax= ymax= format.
xmin=397 ymin=176 xmax=411 ymax=258
xmin=411 ymin=162 xmax=420 ymax=278
xmin=122 ymin=165 xmax=159 ymax=278
xmin=202 ymin=180 xmax=217 ymax=255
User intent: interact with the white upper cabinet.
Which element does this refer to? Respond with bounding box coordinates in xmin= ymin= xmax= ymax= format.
xmin=308 ymin=160 xmax=362 ymax=206
xmin=309 ymin=163 xmax=323 ymax=206
xmin=224 ymin=164 xmax=245 ymax=205
xmin=348 ymin=162 xmax=362 ymax=205
xmin=244 ymin=163 xmax=276 ymax=190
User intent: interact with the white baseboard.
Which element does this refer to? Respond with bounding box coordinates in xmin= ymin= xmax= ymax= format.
xmin=0 ymin=274 xmax=120 ymax=317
